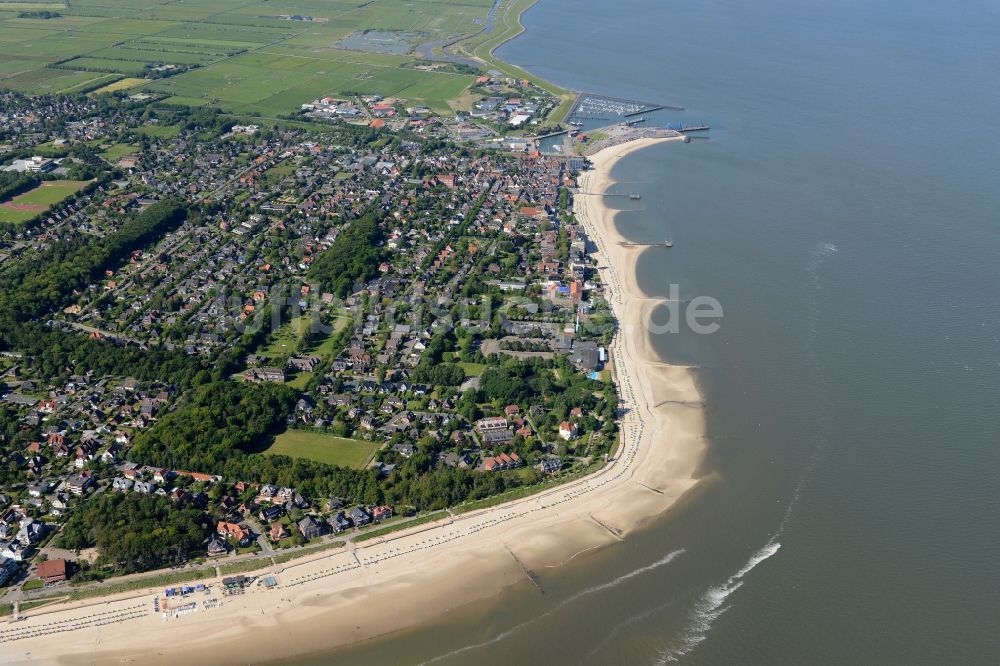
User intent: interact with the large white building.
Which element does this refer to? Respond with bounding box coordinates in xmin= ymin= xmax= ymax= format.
xmin=4 ymin=155 xmax=57 ymax=173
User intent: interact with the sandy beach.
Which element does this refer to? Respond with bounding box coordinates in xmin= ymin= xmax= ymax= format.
xmin=0 ymin=136 xmax=706 ymax=666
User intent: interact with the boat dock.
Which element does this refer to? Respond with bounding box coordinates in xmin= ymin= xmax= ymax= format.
xmin=568 ymin=93 xmax=685 ymax=122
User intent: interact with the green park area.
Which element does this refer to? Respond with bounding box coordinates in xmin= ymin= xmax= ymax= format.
xmin=265 ymin=430 xmax=380 ymax=469
xmin=258 ymin=311 xmax=350 ymax=361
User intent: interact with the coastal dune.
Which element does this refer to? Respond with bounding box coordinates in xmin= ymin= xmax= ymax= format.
xmin=0 ymin=137 xmax=705 ymax=666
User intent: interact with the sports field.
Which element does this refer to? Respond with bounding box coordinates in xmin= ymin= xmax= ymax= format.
xmin=0 ymin=0 xmax=494 ymax=115
xmin=0 ymin=180 xmax=88 ymax=224
xmin=265 ymin=430 xmax=380 ymax=469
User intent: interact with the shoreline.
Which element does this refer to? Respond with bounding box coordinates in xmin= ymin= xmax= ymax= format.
xmin=0 ymin=136 xmax=705 ymax=666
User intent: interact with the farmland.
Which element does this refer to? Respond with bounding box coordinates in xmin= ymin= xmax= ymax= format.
xmin=264 ymin=430 xmax=381 ymax=469
xmin=0 ymin=0 xmax=503 ymax=116
xmin=0 ymin=179 xmax=88 ymax=224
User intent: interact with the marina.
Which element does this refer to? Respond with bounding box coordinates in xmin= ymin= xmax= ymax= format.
xmin=568 ymin=93 xmax=683 ymax=122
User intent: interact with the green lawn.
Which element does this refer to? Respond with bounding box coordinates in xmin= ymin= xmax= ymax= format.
xmin=265 ymin=430 xmax=380 ymax=469
xmin=286 ymin=371 xmax=313 ymax=389
xmin=0 ymin=205 xmax=39 ymax=224
xmin=259 ymin=315 xmax=309 ymax=358
xmin=0 ymin=180 xmax=88 ymax=224
xmin=307 ymin=311 xmax=351 ymax=358
xmin=101 ymin=143 xmax=139 ymax=161
xmin=13 ymin=180 xmax=88 ymax=205
xmin=136 ymin=124 xmax=180 ymax=139
xmin=259 ymin=312 xmax=349 ymax=361
xmin=457 ymin=361 xmax=486 ymax=377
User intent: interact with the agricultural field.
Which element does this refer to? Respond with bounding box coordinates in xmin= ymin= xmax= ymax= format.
xmin=0 ymin=0 xmax=498 ymax=115
xmin=91 ymin=77 xmax=147 ymax=94
xmin=0 ymin=179 xmax=88 ymax=224
xmin=264 ymin=430 xmax=380 ymax=469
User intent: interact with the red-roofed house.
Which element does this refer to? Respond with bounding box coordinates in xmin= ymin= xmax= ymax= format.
xmin=217 ymin=521 xmax=253 ymax=546
xmin=36 ymin=558 xmax=68 ymax=585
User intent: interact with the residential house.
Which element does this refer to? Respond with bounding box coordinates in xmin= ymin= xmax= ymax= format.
xmin=269 ymin=522 xmax=290 ymax=542
xmin=217 ymin=521 xmax=253 ymax=547
xmin=65 ymin=474 xmax=95 ymax=495
xmin=349 ymin=506 xmax=371 ymax=527
xmin=297 ymin=515 xmax=327 ymax=540
xmin=206 ymin=538 xmax=228 ymax=557
xmin=112 ymin=477 xmax=134 ymax=492
xmin=330 ymin=512 xmax=352 ymax=534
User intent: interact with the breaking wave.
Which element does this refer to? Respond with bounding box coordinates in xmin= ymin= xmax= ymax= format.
xmin=419 ymin=549 xmax=685 ymax=665
xmin=656 ymin=541 xmax=781 ymax=663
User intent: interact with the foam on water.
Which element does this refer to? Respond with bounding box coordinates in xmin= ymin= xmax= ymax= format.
xmin=420 ymin=549 xmax=686 ymax=665
xmin=656 ymin=541 xmax=781 ymax=663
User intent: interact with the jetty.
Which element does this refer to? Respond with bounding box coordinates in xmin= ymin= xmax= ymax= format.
xmin=618 ymin=240 xmax=674 ymax=247
xmin=578 ymin=191 xmax=641 ymax=199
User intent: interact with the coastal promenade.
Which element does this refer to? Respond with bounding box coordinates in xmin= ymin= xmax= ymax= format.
xmin=0 ymin=136 xmax=704 ymax=666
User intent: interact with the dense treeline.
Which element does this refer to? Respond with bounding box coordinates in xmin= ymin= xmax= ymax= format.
xmin=57 ymin=494 xmax=211 ymax=574
xmin=130 ymin=381 xmax=297 ymax=470
xmin=128 ymin=380 xmax=521 ymax=510
xmin=9 ymin=322 xmax=214 ymax=387
xmin=479 ymin=364 xmax=535 ymax=404
xmin=307 ymin=214 xmax=384 ymax=298
xmin=411 ymin=362 xmax=465 ymax=386
xmin=0 ymin=198 xmax=211 ymax=385
xmin=0 ymin=199 xmax=187 ymax=328
xmin=0 ymin=171 xmax=40 ymax=203
xmin=0 ymin=405 xmax=39 ymax=486
xmin=129 ymin=380 xmax=384 ymax=503
xmin=17 ymin=10 xmax=60 ymax=18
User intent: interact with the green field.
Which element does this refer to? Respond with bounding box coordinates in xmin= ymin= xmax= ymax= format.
xmin=259 ymin=315 xmax=309 ymax=358
xmin=91 ymin=76 xmax=147 ymax=94
xmin=12 ymin=180 xmax=87 ymax=205
xmin=100 ymin=143 xmax=138 ymax=161
xmin=265 ymin=430 xmax=380 ymax=469
xmin=259 ymin=311 xmax=350 ymax=360
xmin=0 ymin=179 xmax=88 ymax=224
xmin=457 ymin=361 xmax=487 ymax=377
xmin=135 ymin=123 xmax=180 ymax=138
xmin=0 ymin=0 xmax=501 ymax=115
